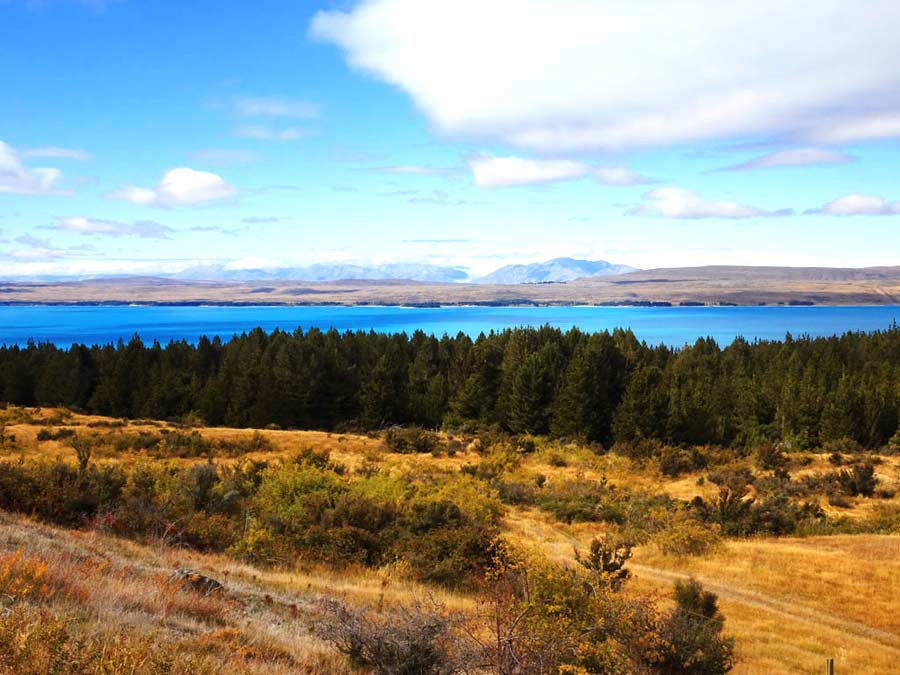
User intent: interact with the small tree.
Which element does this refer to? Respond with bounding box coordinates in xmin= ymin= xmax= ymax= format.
xmin=652 ymin=578 xmax=734 ymax=675
xmin=755 ymin=442 xmax=786 ymax=471
xmin=575 ymin=536 xmax=632 ymax=591
xmin=71 ymin=435 xmax=93 ymax=473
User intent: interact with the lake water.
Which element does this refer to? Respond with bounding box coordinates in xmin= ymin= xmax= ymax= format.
xmin=1 ymin=305 xmax=899 ymax=348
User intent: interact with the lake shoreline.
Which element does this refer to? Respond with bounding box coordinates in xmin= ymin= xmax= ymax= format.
xmin=3 ymin=304 xmax=899 ymax=349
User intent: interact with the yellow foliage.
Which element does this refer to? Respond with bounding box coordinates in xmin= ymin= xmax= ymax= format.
xmin=0 ymin=549 xmax=53 ymax=603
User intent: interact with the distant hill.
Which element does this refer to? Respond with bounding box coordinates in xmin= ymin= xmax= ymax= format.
xmin=475 ymin=257 xmax=638 ymax=284
xmin=171 ymin=262 xmax=469 ymax=283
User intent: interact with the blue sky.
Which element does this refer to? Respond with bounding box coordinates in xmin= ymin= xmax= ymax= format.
xmin=2 ymin=0 xmax=899 ymax=279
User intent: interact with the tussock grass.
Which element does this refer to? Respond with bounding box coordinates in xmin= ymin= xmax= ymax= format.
xmin=2 ymin=406 xmax=900 ymax=673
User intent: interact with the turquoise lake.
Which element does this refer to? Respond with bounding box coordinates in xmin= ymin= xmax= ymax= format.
xmin=1 ymin=305 xmax=899 ymax=348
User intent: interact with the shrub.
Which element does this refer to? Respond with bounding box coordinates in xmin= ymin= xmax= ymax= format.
xmin=691 ymin=487 xmax=823 ymax=537
xmin=575 ymin=536 xmax=632 ymax=590
xmin=707 ymin=466 xmax=755 ymax=493
xmin=545 ymin=451 xmax=568 ymax=467
xmin=611 ymin=438 xmax=661 ymax=461
xmin=659 ymin=446 xmax=707 ymax=477
xmin=70 ymin=434 xmax=94 ymax=472
xmin=290 ymin=446 xmax=344 ymax=473
xmin=831 ymin=462 xmax=877 ymax=497
xmin=495 ymin=480 xmax=533 ymax=505
xmin=384 ymin=426 xmax=441 ymax=454
xmin=315 ymin=600 xmax=462 ymax=675
xmin=820 ymin=437 xmax=864 ymax=456
xmin=536 ymin=478 xmax=624 ymax=524
xmin=35 ymin=428 xmax=75 ymax=442
xmin=112 ymin=431 xmax=163 ymax=453
xmin=649 ymin=578 xmax=734 ymax=675
xmin=655 ymin=513 xmax=721 ymax=557
xmin=755 ymin=442 xmax=787 ymax=471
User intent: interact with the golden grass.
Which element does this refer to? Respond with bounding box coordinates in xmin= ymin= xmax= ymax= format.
xmin=0 ymin=512 xmax=359 ymax=674
xmin=630 ymin=536 xmax=900 ymax=674
xmin=3 ymin=405 xmax=900 ymax=673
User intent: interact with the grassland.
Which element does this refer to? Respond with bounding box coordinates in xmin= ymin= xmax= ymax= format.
xmin=1 ymin=406 xmax=899 ymax=673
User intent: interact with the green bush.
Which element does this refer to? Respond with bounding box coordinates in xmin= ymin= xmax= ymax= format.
xmin=659 ymin=446 xmax=707 ymax=477
xmin=384 ymin=426 xmax=441 ymax=454
xmin=35 ymin=428 xmax=75 ymax=442
xmin=650 ymin=579 xmax=734 ymax=674
xmin=831 ymin=462 xmax=877 ymax=497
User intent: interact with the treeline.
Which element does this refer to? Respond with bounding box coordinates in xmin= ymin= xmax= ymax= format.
xmin=2 ymin=323 xmax=900 ymax=448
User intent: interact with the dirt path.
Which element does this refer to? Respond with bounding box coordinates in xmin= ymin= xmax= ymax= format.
xmin=503 ymin=508 xmax=900 ymax=656
xmin=629 ymin=563 xmax=900 ymax=654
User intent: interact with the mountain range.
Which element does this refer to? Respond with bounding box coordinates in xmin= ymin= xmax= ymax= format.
xmin=0 ymin=257 xmax=637 ymax=284
xmin=168 ymin=257 xmax=636 ymax=284
xmin=169 ymin=262 xmax=471 ymax=283
xmin=473 ymin=258 xmax=638 ymax=284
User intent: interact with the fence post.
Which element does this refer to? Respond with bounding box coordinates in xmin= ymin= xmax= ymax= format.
xmin=825 ymin=657 xmax=834 ymax=675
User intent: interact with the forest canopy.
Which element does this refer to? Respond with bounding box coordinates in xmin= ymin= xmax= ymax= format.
xmin=2 ymin=323 xmax=900 ymax=450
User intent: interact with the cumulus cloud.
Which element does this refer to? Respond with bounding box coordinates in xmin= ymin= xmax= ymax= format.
xmin=233 ymin=96 xmax=319 ymax=119
xmin=717 ymin=148 xmax=855 ymax=172
xmin=50 ymin=216 xmax=173 ymax=238
xmin=108 ymin=167 xmax=236 ymax=207
xmin=470 ymin=156 xmax=588 ymax=188
xmin=594 ymin=166 xmax=658 ymax=186
xmin=311 ymin=1 xmax=900 ymax=151
xmin=21 ymin=146 xmax=89 ymax=161
xmin=0 ymin=141 xmax=69 ymax=195
xmin=631 ymin=187 xmax=792 ymax=219
xmin=806 ymin=194 xmax=900 ymax=216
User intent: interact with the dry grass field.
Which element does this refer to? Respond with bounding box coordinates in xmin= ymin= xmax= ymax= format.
xmin=1 ymin=406 xmax=899 ymax=673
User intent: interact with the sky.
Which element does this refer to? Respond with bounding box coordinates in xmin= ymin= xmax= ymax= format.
xmin=2 ymin=0 xmax=900 ymax=279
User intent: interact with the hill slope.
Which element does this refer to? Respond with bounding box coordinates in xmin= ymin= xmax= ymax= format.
xmin=3 ymin=264 xmax=900 ymax=305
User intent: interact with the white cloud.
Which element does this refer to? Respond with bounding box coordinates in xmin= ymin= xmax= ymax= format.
xmin=807 ymin=194 xmax=900 ymax=216
xmin=594 ymin=166 xmax=657 ymax=186
xmin=233 ymin=96 xmax=319 ymax=119
xmin=21 ymin=146 xmax=89 ymax=161
xmin=50 ymin=216 xmax=173 ymax=238
xmin=234 ymin=124 xmax=306 ymax=141
xmin=807 ymin=112 xmax=900 ymax=144
xmin=108 ymin=167 xmax=236 ymax=207
xmin=631 ymin=187 xmax=792 ymax=219
xmin=469 ymin=156 xmax=654 ymax=188
xmin=470 ymin=155 xmax=588 ymax=188
xmin=9 ymin=233 xmax=95 ymax=261
xmin=0 ymin=141 xmax=69 ymax=195
xmin=718 ymin=147 xmax=855 ymax=171
xmin=311 ymin=1 xmax=900 ymax=151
